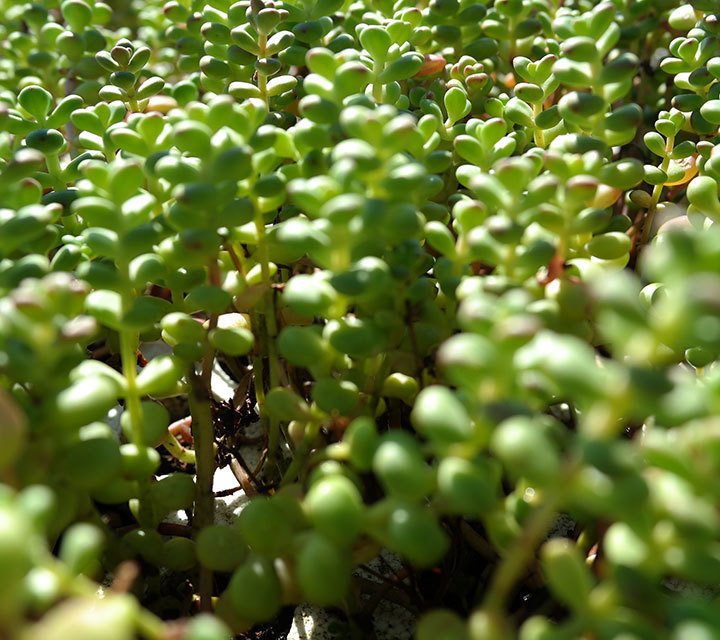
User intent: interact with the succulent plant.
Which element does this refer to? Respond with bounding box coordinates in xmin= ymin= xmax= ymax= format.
xmin=3 ymin=1 xmax=720 ymax=639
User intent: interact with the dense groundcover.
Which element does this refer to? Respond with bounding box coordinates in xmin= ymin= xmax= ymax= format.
xmin=6 ymin=0 xmax=720 ymax=638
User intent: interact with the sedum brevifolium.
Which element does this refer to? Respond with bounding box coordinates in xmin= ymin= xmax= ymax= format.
xmin=1 ymin=0 xmax=720 ymax=638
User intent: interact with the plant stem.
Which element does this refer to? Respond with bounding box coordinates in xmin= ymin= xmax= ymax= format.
xmin=117 ymin=255 xmax=145 ymax=446
xmin=188 ymin=367 xmax=215 ymax=612
xmin=372 ymin=58 xmax=384 ymax=103
xmin=135 ymin=609 xmax=167 ymax=640
xmin=252 ymin=198 xmax=283 ymax=477
xmin=226 ymin=242 xmax=248 ymax=277
xmin=532 ymin=103 xmax=546 ymax=148
xmin=279 ymin=421 xmax=320 ymax=487
xmin=640 ymin=138 xmax=674 ymax=245
xmin=45 ymin=152 xmax=65 ymax=191
xmin=65 ymin=73 xmax=79 ymax=155
xmin=189 ymin=258 xmax=221 ymax=611
xmin=368 ymin=353 xmax=390 ymax=417
xmin=120 ymin=329 xmax=145 ymax=446
xmin=171 ymin=285 xmax=185 ymax=311
xmin=163 ymin=431 xmax=197 ymax=464
xmin=252 ymin=204 xmax=278 ymax=381
xmin=257 ymin=33 xmax=268 ymax=107
xmin=482 ymin=495 xmax=560 ymax=614
xmin=202 ymin=259 xmax=221 ymax=389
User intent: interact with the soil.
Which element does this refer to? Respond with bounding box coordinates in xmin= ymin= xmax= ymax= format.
xmin=239 ymin=607 xmax=294 ymax=640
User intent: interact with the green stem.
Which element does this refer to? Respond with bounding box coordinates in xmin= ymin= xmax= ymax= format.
xmin=257 ymin=33 xmax=268 ymax=107
xmin=188 ymin=367 xmax=216 ymax=612
xmin=252 ymin=198 xmax=283 ymax=476
xmin=367 ymin=353 xmax=390 ymax=418
xmin=63 ymin=213 xmax=83 ymax=235
xmin=330 ymin=228 xmax=351 ymax=273
xmin=532 ymin=103 xmax=546 ymax=148
xmin=171 ymin=285 xmax=185 ymax=311
xmin=372 ymin=58 xmax=384 ymax=103
xmin=117 ymin=256 xmax=144 ymax=446
xmin=280 ymin=421 xmax=320 ymax=487
xmin=640 ymin=136 xmax=674 ymax=246
xmin=405 ymin=312 xmax=426 ymax=390
xmin=252 ymin=205 xmax=272 ymax=330
xmin=226 ymin=242 xmax=248 ymax=277
xmin=65 ymin=73 xmax=79 ymax=155
xmin=45 ymin=152 xmax=65 ymax=191
xmin=136 ymin=609 xmax=167 ymax=640
xmin=252 ymin=344 xmax=267 ymax=404
xmin=556 ymin=186 xmax=571 ymax=264
xmin=482 ymin=495 xmax=560 ymax=614
xmin=120 ymin=329 xmax=145 ymax=446
xmin=188 ymin=259 xmax=221 ymax=610
xmin=503 ymin=244 xmax=516 ymax=280
xmin=163 ymin=431 xmax=197 ymax=465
